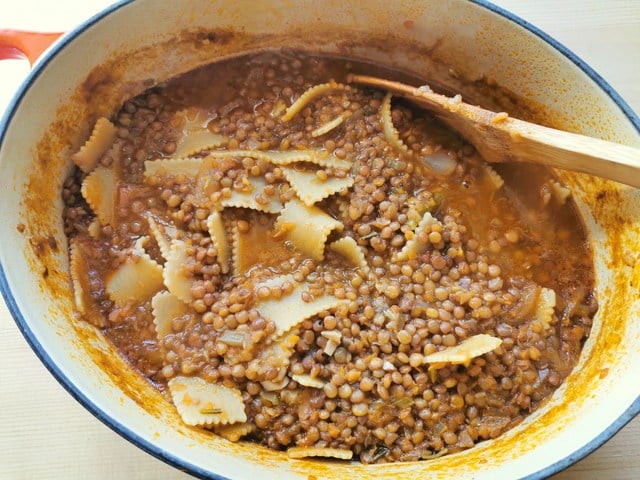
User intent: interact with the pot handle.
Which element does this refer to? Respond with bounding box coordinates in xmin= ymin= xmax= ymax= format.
xmin=0 ymin=29 xmax=63 ymax=65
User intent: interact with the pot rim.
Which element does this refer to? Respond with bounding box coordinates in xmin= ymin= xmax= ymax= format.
xmin=0 ymin=1 xmax=638 ymax=479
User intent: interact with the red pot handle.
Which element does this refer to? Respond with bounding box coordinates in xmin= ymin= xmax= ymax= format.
xmin=0 ymin=29 xmax=63 ymax=65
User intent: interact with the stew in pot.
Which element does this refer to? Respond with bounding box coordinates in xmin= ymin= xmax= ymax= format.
xmin=62 ymin=50 xmax=597 ymax=463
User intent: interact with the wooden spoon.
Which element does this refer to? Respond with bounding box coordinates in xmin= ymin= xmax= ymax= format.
xmin=347 ymin=74 xmax=640 ymax=188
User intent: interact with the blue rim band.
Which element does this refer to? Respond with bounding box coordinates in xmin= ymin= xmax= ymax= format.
xmin=0 ymin=1 xmax=638 ymax=479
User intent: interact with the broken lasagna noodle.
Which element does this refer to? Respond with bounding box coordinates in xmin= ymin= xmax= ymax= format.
xmin=62 ymin=51 xmax=597 ymax=464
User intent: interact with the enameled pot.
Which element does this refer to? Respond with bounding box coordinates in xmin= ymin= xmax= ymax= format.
xmin=1 ymin=1 xmax=639 ymax=478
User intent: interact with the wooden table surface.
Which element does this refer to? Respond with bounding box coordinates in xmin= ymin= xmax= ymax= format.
xmin=0 ymin=1 xmax=638 ymax=479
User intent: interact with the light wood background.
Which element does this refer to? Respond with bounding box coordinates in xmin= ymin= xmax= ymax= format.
xmin=0 ymin=1 xmax=638 ymax=479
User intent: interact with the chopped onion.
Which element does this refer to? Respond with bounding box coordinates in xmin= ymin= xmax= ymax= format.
xmin=390 ymin=396 xmax=414 ymax=409
xmin=280 ymin=389 xmax=299 ymax=405
xmin=421 ymin=151 xmax=457 ymax=175
xmin=382 ymin=360 xmax=395 ymax=371
xmin=219 ymin=330 xmax=249 ymax=347
xmin=323 ymin=339 xmax=339 ymax=356
xmin=260 ymin=391 xmax=280 ymax=406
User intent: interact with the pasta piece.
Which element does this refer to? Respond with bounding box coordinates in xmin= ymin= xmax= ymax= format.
xmin=81 ymin=166 xmax=116 ymax=226
xmin=174 ymin=129 xmax=226 ymax=158
xmin=328 ymin=237 xmax=368 ymax=270
xmin=231 ymin=217 xmax=292 ymax=275
xmin=69 ymin=239 xmax=107 ymax=327
xmin=298 ymin=153 xmax=351 ymax=170
xmin=144 ymin=157 xmax=204 ymax=179
xmin=252 ymin=286 xmax=320 ymax=375
xmin=423 ymin=334 xmax=502 ymax=365
xmin=205 ymin=149 xmax=351 ymax=170
xmin=151 ymin=290 xmax=188 ymax=340
xmin=168 ymin=376 xmax=247 ymax=427
xmin=536 ymin=287 xmax=556 ymax=330
xmin=206 ymin=211 xmax=230 ymax=274
xmin=105 ymin=237 xmax=164 ymax=306
xmin=280 ymin=165 xmax=354 ymax=206
xmin=485 ymin=165 xmax=504 ymax=190
xmin=256 ymin=281 xmax=344 ymax=337
xmin=393 ymin=211 xmax=441 ymax=262
xmin=71 ymin=117 xmax=117 ymax=173
xmin=254 ymin=274 xmax=296 ymax=291
xmin=220 ymin=176 xmax=283 ymax=213
xmin=163 ymin=239 xmax=195 ymax=304
xmin=282 ymin=81 xmax=351 ymax=122
xmin=274 ymin=199 xmax=343 ymax=261
xmin=551 ymin=181 xmax=571 ymax=204
xmin=311 ymin=114 xmax=346 ymax=137
xmin=287 ymin=447 xmax=353 ymax=460
xmin=206 ymin=149 xmax=308 ymax=165
xmin=146 ymin=215 xmax=178 ymax=261
xmin=291 ymin=374 xmax=325 ymax=389
xmin=173 ymin=109 xmax=226 ymax=157
xmin=214 ymin=422 xmax=256 ymax=442
xmin=380 ymin=93 xmax=410 ymax=156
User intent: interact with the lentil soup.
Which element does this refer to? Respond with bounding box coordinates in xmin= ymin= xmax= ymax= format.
xmin=63 ymin=51 xmax=596 ymax=464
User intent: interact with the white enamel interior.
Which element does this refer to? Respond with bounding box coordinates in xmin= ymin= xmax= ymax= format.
xmin=0 ymin=1 xmax=638 ymax=479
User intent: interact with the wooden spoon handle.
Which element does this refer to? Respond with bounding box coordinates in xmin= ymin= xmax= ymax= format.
xmin=502 ymin=120 xmax=640 ymax=188
xmin=348 ymin=74 xmax=640 ymax=188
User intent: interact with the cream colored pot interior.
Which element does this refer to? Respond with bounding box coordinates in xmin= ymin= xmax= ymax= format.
xmin=1 ymin=0 xmax=639 ymax=479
